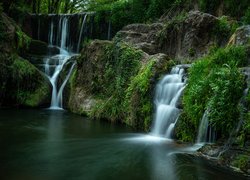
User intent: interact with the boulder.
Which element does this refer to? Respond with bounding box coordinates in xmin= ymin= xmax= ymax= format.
xmin=228 ymin=25 xmax=250 ymax=46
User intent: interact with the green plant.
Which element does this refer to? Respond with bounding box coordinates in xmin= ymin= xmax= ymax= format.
xmin=181 ymin=46 xmax=246 ymax=141
xmin=243 ymin=7 xmax=250 ymax=24
xmin=124 ymin=59 xmax=156 ymax=130
xmin=16 ymin=27 xmax=31 ymax=51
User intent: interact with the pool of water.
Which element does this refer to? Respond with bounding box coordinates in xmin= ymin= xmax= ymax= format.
xmin=0 ymin=109 xmax=246 ymax=180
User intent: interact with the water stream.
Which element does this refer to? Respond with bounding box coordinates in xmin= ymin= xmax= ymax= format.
xmin=152 ymin=66 xmax=186 ymax=138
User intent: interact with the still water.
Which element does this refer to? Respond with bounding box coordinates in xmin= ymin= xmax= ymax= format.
xmin=0 ymin=109 xmax=246 ymax=180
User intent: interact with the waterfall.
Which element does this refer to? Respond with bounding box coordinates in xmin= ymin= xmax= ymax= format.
xmin=196 ymin=110 xmax=215 ymax=144
xmin=57 ymin=62 xmax=76 ymax=108
xmin=48 ymin=19 xmax=54 ymax=45
xmin=43 ymin=16 xmax=76 ymax=109
xmin=32 ymin=13 xmax=111 ymax=109
xmin=60 ymin=17 xmax=69 ymax=53
xmin=77 ymin=14 xmax=87 ymax=52
xmin=152 ymin=66 xmax=186 ymax=138
xmin=107 ymin=20 xmax=111 ymax=40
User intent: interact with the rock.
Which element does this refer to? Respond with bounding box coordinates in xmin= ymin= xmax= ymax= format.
xmin=28 ymin=39 xmax=48 ymax=55
xmin=67 ymin=40 xmax=112 ymax=114
xmin=115 ymin=11 xmax=225 ymax=60
xmin=0 ymin=13 xmax=16 ymax=53
xmin=158 ymin=11 xmax=220 ymax=60
xmin=0 ymin=13 xmax=51 ymax=108
xmin=228 ymin=25 xmax=250 ymax=46
xmin=115 ymin=23 xmax=163 ymax=55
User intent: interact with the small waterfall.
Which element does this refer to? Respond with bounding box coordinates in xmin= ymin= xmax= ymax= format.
xmin=152 ymin=66 xmax=186 ymax=138
xmin=196 ymin=110 xmax=215 ymax=144
xmin=77 ymin=14 xmax=87 ymax=52
xmin=107 ymin=20 xmax=111 ymax=40
xmin=48 ymin=19 xmax=54 ymax=45
xmin=57 ymin=62 xmax=76 ymax=107
xmin=60 ymin=17 xmax=69 ymax=53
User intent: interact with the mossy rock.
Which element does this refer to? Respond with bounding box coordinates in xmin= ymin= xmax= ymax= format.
xmin=0 ymin=54 xmax=51 ymax=108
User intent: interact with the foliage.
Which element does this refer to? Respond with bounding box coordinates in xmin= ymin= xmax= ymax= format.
xmin=243 ymin=7 xmax=250 ymax=25
xmin=89 ymin=42 xmax=142 ymax=122
xmin=213 ymin=16 xmax=239 ymax=40
xmin=175 ymin=112 xmax=196 ymax=142
xmin=232 ymin=155 xmax=249 ymax=172
xmin=179 ymin=46 xmax=246 ymax=141
xmin=198 ymin=0 xmax=250 ymax=19
xmin=124 ymin=60 xmax=156 ymax=130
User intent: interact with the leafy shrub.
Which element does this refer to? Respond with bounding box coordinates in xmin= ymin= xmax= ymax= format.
xmin=243 ymin=7 xmax=250 ymax=24
xmin=125 ymin=60 xmax=156 ymax=130
xmin=180 ymin=46 xmax=246 ymax=141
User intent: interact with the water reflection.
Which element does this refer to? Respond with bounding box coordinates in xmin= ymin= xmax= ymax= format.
xmin=0 ymin=110 xmax=247 ymax=180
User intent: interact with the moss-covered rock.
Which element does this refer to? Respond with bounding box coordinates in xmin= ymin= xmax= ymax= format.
xmin=0 ymin=13 xmax=51 ymax=108
xmin=0 ymin=54 xmax=51 ymax=107
xmin=67 ymin=39 xmax=174 ymax=130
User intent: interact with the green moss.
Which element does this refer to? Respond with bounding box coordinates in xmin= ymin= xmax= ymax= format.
xmin=232 ymin=155 xmax=249 ymax=172
xmin=16 ymin=27 xmax=31 ymax=52
xmin=89 ymin=42 xmax=142 ymax=122
xmin=124 ymin=59 xmax=156 ymax=130
xmin=0 ymin=55 xmax=50 ymax=107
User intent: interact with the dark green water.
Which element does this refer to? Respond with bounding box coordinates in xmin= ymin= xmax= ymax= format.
xmin=0 ymin=109 xmax=246 ymax=180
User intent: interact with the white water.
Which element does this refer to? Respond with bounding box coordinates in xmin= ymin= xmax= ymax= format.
xmin=107 ymin=20 xmax=111 ymax=40
xmin=152 ymin=66 xmax=186 ymax=138
xmin=49 ymin=20 xmax=54 ymax=45
xmin=77 ymin=14 xmax=87 ymax=52
xmin=196 ymin=110 xmax=215 ymax=144
xmin=44 ymin=16 xmax=75 ymax=109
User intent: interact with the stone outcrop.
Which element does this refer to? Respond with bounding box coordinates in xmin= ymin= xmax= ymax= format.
xmin=0 ymin=13 xmax=51 ymax=107
xmin=116 ymin=23 xmax=164 ymax=55
xmin=116 ymin=11 xmax=224 ymax=60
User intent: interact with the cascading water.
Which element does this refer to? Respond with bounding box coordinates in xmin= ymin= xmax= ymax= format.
xmin=196 ymin=110 xmax=215 ymax=144
xmin=77 ymin=14 xmax=87 ymax=52
xmin=32 ymin=13 xmax=113 ymax=109
xmin=152 ymin=65 xmax=186 ymax=138
xmin=43 ymin=15 xmax=76 ymax=109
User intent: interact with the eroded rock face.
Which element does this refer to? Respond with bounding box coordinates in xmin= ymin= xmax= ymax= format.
xmin=116 ymin=23 xmax=164 ymax=55
xmin=228 ymin=25 xmax=250 ymax=46
xmin=116 ymin=11 xmax=223 ymax=60
xmin=67 ymin=40 xmax=112 ymax=114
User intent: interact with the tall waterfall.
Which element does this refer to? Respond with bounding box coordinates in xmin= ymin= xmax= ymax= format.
xmin=152 ymin=66 xmax=186 ymax=138
xmin=43 ymin=15 xmax=79 ymax=109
